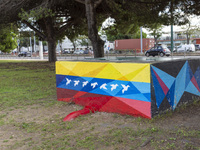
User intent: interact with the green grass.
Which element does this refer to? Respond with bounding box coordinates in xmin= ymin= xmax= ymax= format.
xmin=0 ymin=61 xmax=57 ymax=110
xmin=0 ymin=61 xmax=199 ymax=150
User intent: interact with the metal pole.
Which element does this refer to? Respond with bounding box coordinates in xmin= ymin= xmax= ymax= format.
xmin=171 ymin=0 xmax=174 ymax=57
xmin=171 ymin=25 xmax=174 ymax=54
xmin=39 ymin=41 xmax=43 ymax=60
xmin=30 ymin=35 xmax=32 ymax=57
xmin=140 ymin=26 xmax=143 ymax=54
xmin=34 ymin=32 xmax=36 ymax=53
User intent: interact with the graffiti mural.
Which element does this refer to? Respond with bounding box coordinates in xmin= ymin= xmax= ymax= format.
xmin=56 ymin=60 xmax=200 ymax=120
xmin=151 ymin=60 xmax=200 ymax=116
xmin=56 ymin=61 xmax=151 ymax=120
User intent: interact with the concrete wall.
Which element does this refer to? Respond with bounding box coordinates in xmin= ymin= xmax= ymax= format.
xmin=151 ymin=59 xmax=200 ymax=117
xmin=56 ymin=60 xmax=200 ymax=119
xmin=56 ymin=61 xmax=151 ymax=119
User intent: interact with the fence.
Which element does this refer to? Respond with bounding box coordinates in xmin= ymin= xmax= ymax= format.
xmin=0 ymin=50 xmax=200 ymax=61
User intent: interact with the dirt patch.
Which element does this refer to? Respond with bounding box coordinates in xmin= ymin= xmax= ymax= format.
xmin=0 ymin=101 xmax=199 ymax=150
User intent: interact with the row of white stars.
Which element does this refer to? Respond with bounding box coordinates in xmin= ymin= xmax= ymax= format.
xmin=66 ymin=78 xmax=130 ymax=94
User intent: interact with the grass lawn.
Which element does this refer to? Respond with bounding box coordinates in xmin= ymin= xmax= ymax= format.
xmin=0 ymin=60 xmax=199 ymax=150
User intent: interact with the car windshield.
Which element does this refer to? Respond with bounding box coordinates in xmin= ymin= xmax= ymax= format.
xmin=150 ymin=47 xmax=155 ymax=51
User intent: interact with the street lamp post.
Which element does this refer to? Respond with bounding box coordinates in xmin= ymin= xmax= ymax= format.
xmin=29 ymin=31 xmax=32 ymax=57
xmin=34 ymin=31 xmax=36 ymax=53
xmin=171 ymin=0 xmax=174 ymax=55
xmin=140 ymin=26 xmax=143 ymax=53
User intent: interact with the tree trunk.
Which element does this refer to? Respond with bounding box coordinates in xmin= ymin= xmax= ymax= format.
xmin=45 ymin=17 xmax=57 ymax=62
xmin=73 ymin=41 xmax=76 ymax=51
xmin=47 ymin=39 xmax=57 ymax=62
xmin=154 ymin=35 xmax=158 ymax=47
xmin=85 ymin=0 xmax=104 ymax=58
xmin=186 ymin=33 xmax=189 ymax=44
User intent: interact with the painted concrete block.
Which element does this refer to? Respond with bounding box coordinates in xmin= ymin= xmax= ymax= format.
xmin=56 ymin=60 xmax=200 ymax=119
xmin=151 ymin=59 xmax=200 ymax=117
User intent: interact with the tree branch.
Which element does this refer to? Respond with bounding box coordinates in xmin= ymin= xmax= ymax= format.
xmin=22 ymin=20 xmax=46 ymax=40
xmin=56 ymin=18 xmax=80 ymax=37
xmin=75 ymin=0 xmax=103 ymax=8
xmin=74 ymin=0 xmax=85 ymax=5
xmin=94 ymin=0 xmax=103 ymax=8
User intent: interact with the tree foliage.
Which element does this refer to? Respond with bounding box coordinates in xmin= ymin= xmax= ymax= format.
xmin=104 ymin=26 xmax=147 ymax=41
xmin=0 ymin=0 xmax=200 ymax=60
xmin=147 ymin=23 xmax=163 ymax=45
xmin=180 ymin=15 xmax=200 ymax=44
xmin=77 ymin=35 xmax=92 ymax=47
xmin=0 ymin=0 xmax=43 ymax=24
xmin=0 ymin=24 xmax=17 ymax=53
xmin=18 ymin=0 xmax=88 ymax=62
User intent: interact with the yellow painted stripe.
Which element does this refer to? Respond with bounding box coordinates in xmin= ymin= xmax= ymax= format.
xmin=56 ymin=61 xmax=150 ymax=83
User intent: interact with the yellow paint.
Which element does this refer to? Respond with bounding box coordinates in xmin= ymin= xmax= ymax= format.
xmin=56 ymin=61 xmax=78 ymax=75
xmin=56 ymin=61 xmax=150 ymax=83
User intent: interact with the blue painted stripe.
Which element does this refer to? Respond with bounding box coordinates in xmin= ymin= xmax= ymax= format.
xmin=56 ymin=74 xmax=151 ymax=102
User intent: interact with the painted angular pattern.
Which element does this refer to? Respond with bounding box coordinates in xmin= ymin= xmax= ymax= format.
xmin=151 ymin=61 xmax=200 ymax=110
xmin=56 ymin=61 xmax=151 ymax=119
xmin=56 ymin=60 xmax=200 ymax=120
xmin=57 ymin=75 xmax=150 ymax=102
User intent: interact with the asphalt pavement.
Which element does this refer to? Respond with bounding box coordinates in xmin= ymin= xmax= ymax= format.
xmin=0 ymin=54 xmax=200 ymax=62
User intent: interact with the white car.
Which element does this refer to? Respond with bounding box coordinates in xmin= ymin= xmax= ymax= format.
xmin=73 ymin=50 xmax=84 ymax=54
xmin=176 ymin=44 xmax=195 ymax=52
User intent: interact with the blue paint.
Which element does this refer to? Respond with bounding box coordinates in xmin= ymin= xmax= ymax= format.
xmin=151 ymin=66 xmax=175 ymax=89
xmin=56 ymin=74 xmax=151 ymax=102
xmin=151 ymin=67 xmax=166 ymax=108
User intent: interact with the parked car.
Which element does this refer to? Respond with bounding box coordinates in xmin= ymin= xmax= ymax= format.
xmin=18 ymin=51 xmax=31 ymax=57
xmin=176 ymin=44 xmax=195 ymax=52
xmin=62 ymin=49 xmax=71 ymax=54
xmin=195 ymin=44 xmax=200 ymax=51
xmin=167 ymin=46 xmax=176 ymax=52
xmin=43 ymin=50 xmax=48 ymax=55
xmin=145 ymin=45 xmax=171 ymax=57
xmin=73 ymin=50 xmax=84 ymax=54
xmin=84 ymin=49 xmax=89 ymax=54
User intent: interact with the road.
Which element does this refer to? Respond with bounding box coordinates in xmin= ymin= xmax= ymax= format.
xmin=0 ymin=54 xmax=200 ymax=62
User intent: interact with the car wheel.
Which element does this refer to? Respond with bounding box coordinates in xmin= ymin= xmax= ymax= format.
xmin=145 ymin=53 xmax=150 ymax=57
xmin=160 ymin=52 xmax=164 ymax=57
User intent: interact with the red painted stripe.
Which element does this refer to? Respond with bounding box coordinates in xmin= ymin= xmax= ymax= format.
xmin=191 ymin=76 xmax=200 ymax=92
xmin=57 ymin=88 xmax=151 ymax=119
xmin=152 ymin=69 xmax=169 ymax=95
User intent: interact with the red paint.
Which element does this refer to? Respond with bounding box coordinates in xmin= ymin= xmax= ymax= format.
xmin=63 ymin=107 xmax=91 ymax=121
xmin=191 ymin=76 xmax=200 ymax=92
xmin=152 ymin=69 xmax=169 ymax=95
xmin=58 ymin=88 xmax=151 ymax=121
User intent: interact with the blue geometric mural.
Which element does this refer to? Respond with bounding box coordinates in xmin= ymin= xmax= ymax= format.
xmin=151 ymin=61 xmax=200 ymax=110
